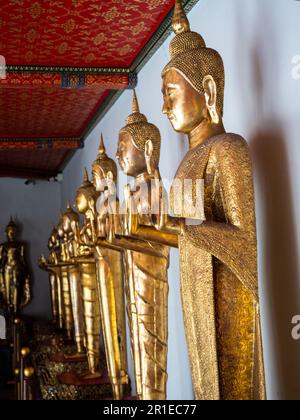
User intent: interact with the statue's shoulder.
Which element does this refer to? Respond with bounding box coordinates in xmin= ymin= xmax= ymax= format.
xmin=210 ymin=133 xmax=249 ymax=155
xmin=211 ymin=132 xmax=247 ymax=146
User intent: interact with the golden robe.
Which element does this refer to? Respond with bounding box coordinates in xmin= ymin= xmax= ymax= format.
xmin=123 ymin=176 xmax=169 ymax=400
xmin=171 ymin=133 xmax=266 ymax=400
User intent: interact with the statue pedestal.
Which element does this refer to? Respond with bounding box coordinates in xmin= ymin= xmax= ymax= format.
xmin=63 ymin=352 xmax=86 ymax=363
xmin=57 ymin=369 xmax=110 ymax=386
xmin=50 ymin=352 xmax=86 ymax=363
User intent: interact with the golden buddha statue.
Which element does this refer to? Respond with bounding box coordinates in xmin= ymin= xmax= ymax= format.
xmin=57 ymin=218 xmax=74 ymax=340
xmin=115 ymin=92 xmax=169 ymax=400
xmin=61 ymin=204 xmax=86 ymax=360
xmin=0 ymin=219 xmax=31 ymax=315
xmin=91 ymin=135 xmax=128 ymax=400
xmin=48 ymin=227 xmax=64 ymax=329
xmin=74 ymin=170 xmax=102 ymax=380
xmin=156 ymin=0 xmax=266 ymax=400
xmin=38 ymin=230 xmax=60 ymax=325
xmin=47 ymin=234 xmax=59 ymax=325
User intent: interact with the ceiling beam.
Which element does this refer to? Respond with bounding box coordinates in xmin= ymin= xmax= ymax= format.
xmin=0 ymin=72 xmax=136 ymax=90
xmin=0 ymin=138 xmax=83 ymax=150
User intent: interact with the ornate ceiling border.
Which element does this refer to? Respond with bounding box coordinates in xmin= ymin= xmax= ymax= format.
xmin=0 ymin=138 xmax=83 ymax=150
xmin=6 ymin=65 xmax=132 ymax=75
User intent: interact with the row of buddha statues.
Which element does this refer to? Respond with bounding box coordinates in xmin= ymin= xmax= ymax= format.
xmin=0 ymin=219 xmax=31 ymax=316
xmin=40 ymin=1 xmax=266 ymax=400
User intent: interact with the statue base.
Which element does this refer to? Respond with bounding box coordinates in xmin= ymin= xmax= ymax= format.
xmin=57 ymin=369 xmax=110 ymax=386
xmin=63 ymin=352 xmax=86 ymax=363
xmin=49 ymin=351 xmax=85 ymax=363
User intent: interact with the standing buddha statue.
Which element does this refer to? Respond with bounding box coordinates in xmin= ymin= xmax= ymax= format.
xmin=57 ymin=218 xmax=74 ymax=340
xmin=61 ymin=204 xmax=86 ymax=360
xmin=158 ymin=0 xmax=266 ymax=400
xmin=38 ymin=229 xmax=60 ymax=326
xmin=116 ymin=92 xmax=169 ymax=400
xmin=91 ymin=135 xmax=128 ymax=400
xmin=0 ymin=219 xmax=31 ymax=315
xmin=74 ymin=170 xmax=102 ymax=380
xmin=48 ymin=227 xmax=64 ymax=329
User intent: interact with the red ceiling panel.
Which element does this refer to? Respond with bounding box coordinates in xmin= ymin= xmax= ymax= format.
xmin=0 ymin=149 xmax=70 ymax=178
xmin=0 ymin=0 xmax=174 ymax=68
xmin=0 ymin=85 xmax=108 ymax=137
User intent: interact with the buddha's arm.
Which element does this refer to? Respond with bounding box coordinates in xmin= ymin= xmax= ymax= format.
xmin=79 ymin=224 xmax=94 ymax=248
xmin=154 ymin=203 xmax=183 ymax=235
xmin=131 ymin=225 xmax=178 ymax=248
xmin=98 ymin=236 xmax=167 ymax=258
xmin=151 ymin=179 xmax=182 ymax=236
xmin=186 ymin=138 xmax=258 ymax=298
xmin=124 ymin=182 xmax=180 ymax=243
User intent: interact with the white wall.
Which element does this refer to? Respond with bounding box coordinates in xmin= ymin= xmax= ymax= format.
xmin=0 ymin=178 xmax=61 ymax=320
xmin=60 ymin=0 xmax=300 ymax=400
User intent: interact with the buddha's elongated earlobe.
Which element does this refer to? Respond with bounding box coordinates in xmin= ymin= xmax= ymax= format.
xmin=105 ymin=171 xmax=114 ymax=194
xmin=145 ymin=139 xmax=154 ymax=175
xmin=203 ymin=75 xmax=219 ymax=125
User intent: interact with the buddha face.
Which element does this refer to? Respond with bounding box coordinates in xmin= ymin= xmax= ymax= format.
xmin=6 ymin=227 xmax=16 ymax=242
xmin=92 ymin=165 xmax=107 ymax=192
xmin=50 ymin=232 xmax=57 ymax=245
xmin=162 ymin=68 xmax=206 ymax=134
xmin=57 ymin=224 xmax=64 ymax=238
xmin=116 ymin=131 xmax=146 ymax=177
xmin=75 ymin=191 xmax=89 ymax=214
xmin=62 ymin=215 xmax=71 ymax=233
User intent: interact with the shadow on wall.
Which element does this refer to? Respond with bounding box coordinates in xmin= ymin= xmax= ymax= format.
xmin=251 ymin=125 xmax=300 ymax=400
xmin=246 ymin=1 xmax=300 ymax=400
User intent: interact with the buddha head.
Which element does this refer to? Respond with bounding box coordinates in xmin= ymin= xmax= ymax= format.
xmin=116 ymin=91 xmax=161 ymax=177
xmin=50 ymin=227 xmax=59 ymax=249
xmin=62 ymin=202 xmax=79 ymax=234
xmin=161 ymin=0 xmax=225 ymax=134
xmin=6 ymin=219 xmax=17 ymax=242
xmin=48 ymin=233 xmax=54 ymax=250
xmin=75 ymin=168 xmax=99 ymax=215
xmin=92 ymin=134 xmax=118 ymax=195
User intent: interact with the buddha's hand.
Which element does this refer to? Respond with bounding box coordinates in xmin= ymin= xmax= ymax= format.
xmin=107 ymin=212 xmax=120 ymax=243
xmin=124 ymin=184 xmax=138 ymax=236
xmin=151 ymin=170 xmax=169 ymax=230
xmin=78 ymin=244 xmax=91 ymax=256
xmin=106 ymin=197 xmax=119 ymax=241
xmin=39 ymin=255 xmax=47 ymax=265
